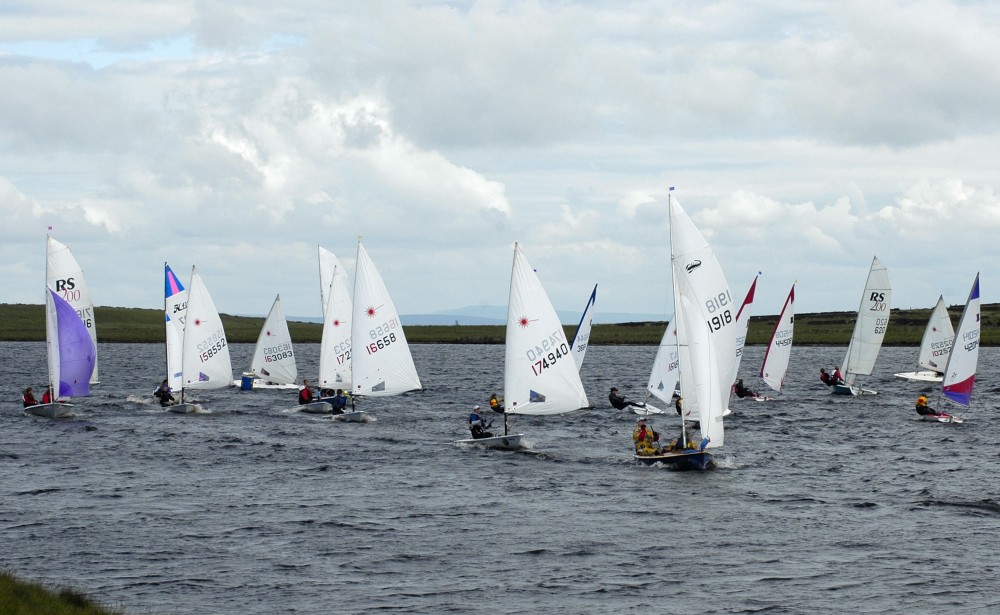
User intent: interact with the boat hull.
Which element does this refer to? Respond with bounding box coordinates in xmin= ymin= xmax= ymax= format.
xmin=299 ymin=401 xmax=334 ymax=414
xmin=168 ymin=403 xmax=201 ymax=414
xmin=919 ymin=413 xmax=963 ymax=424
xmin=25 ymin=402 xmax=74 ymax=418
xmin=233 ymin=377 xmax=299 ymax=390
xmin=634 ymin=450 xmax=714 ymax=471
xmin=894 ymin=371 xmax=944 ymax=382
xmin=456 ymin=434 xmax=523 ymax=450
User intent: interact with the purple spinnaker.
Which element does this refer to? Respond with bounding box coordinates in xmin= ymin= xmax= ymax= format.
xmin=51 ymin=289 xmax=95 ymax=397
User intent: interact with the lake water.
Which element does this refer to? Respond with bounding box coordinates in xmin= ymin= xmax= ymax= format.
xmin=2 ymin=342 xmax=1000 ymax=614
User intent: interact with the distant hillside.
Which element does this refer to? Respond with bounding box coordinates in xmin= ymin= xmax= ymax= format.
xmin=1 ymin=302 xmax=997 ymax=345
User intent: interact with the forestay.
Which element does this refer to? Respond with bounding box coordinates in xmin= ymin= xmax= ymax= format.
xmin=942 ymin=274 xmax=980 ymax=407
xmin=350 ymin=242 xmax=421 ymax=396
xmin=319 ymin=252 xmax=354 ymax=391
xmin=760 ymin=284 xmax=795 ymax=392
xmin=181 ymin=267 xmax=233 ymax=391
xmin=249 ymin=295 xmax=297 ymax=385
xmin=164 ymin=263 xmax=188 ymax=391
xmin=669 ymin=199 xmax=736 ymax=449
xmin=47 ymin=237 xmax=99 ymax=384
xmin=840 ymin=257 xmax=890 ymax=386
xmin=505 ymin=244 xmax=589 ymax=416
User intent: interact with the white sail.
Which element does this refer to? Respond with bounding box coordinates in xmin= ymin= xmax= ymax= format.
xmin=570 ymin=284 xmax=598 ymax=371
xmin=840 ymin=257 xmax=891 ymax=385
xmin=318 ymin=245 xmax=341 ymax=318
xmin=164 ymin=263 xmax=188 ymax=391
xmin=319 ymin=257 xmax=354 ymax=390
xmin=350 ymin=242 xmax=421 ymax=396
xmin=46 ymin=237 xmax=99 ymax=384
xmin=670 ymin=199 xmax=735 ymax=449
xmin=760 ymin=284 xmax=795 ymax=392
xmin=917 ymin=296 xmax=954 ymax=373
xmin=646 ymin=317 xmax=680 ymax=406
xmin=249 ymin=295 xmax=297 ymax=385
xmin=941 ymin=274 xmax=980 ymax=408
xmin=505 ymin=243 xmax=589 ymax=416
xmin=181 ymin=266 xmax=233 ymax=391
xmin=732 ymin=275 xmax=758 ymax=385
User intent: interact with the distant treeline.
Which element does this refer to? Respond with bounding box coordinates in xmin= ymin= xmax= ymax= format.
xmin=0 ymin=302 xmax=996 ymax=345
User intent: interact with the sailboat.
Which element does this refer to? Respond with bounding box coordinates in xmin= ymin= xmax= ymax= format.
xmin=27 ymin=287 xmax=96 ymax=418
xmin=759 ymin=284 xmax=795 ymax=395
xmin=170 ymin=266 xmax=233 ymax=413
xmin=923 ymin=274 xmax=979 ymax=424
xmin=637 ymin=317 xmax=679 ymax=417
xmin=303 ymin=247 xmax=365 ymax=420
xmin=458 ymin=243 xmax=589 ymax=450
xmin=893 ymin=296 xmax=953 ymax=382
xmin=350 ymin=240 xmax=422 ymax=399
xmin=831 ymin=257 xmax=890 ymax=396
xmin=634 ymin=196 xmax=735 ymax=470
xmin=47 ymin=237 xmax=99 ymax=384
xmin=729 ymin=275 xmax=764 ymax=405
xmin=237 ymin=295 xmax=299 ymax=390
xmin=570 ymin=284 xmax=598 ymax=371
xmin=163 ymin=263 xmax=187 ymax=397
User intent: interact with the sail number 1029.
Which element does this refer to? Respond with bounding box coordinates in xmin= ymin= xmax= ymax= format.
xmin=706 ymin=291 xmax=732 ymax=332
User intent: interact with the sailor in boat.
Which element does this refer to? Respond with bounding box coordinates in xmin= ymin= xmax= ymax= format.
xmin=468 ymin=405 xmax=494 ymax=439
xmin=667 ymin=426 xmax=698 ymax=452
xmin=22 ymin=387 xmax=38 ymax=408
xmin=41 ymin=387 xmax=53 ymax=404
xmin=819 ymin=368 xmax=845 ymax=387
xmin=329 ymin=389 xmax=350 ymax=415
xmin=632 ymin=417 xmax=665 ymax=456
xmin=732 ymin=379 xmax=759 ymax=399
xmin=153 ymin=379 xmax=176 ymax=407
xmin=914 ymin=394 xmax=949 ymax=419
xmin=609 ymin=387 xmax=646 ymax=411
xmin=298 ymin=379 xmax=316 ymax=405
xmin=489 ymin=393 xmax=504 ymax=413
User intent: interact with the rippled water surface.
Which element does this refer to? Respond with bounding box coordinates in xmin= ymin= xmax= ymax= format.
xmin=3 ymin=342 xmax=1000 ymax=614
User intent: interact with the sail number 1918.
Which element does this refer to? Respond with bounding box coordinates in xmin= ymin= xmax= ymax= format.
xmin=706 ymin=291 xmax=733 ymax=332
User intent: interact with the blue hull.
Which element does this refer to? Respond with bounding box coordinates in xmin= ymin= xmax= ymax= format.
xmin=634 ymin=451 xmax=714 ymax=471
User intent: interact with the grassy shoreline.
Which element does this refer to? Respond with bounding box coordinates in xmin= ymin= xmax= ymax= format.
xmin=0 ymin=571 xmax=123 ymax=614
xmin=1 ymin=302 xmax=997 ymax=345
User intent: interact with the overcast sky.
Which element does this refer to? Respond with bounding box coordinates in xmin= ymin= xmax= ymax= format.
xmin=2 ymin=0 xmax=998 ymax=322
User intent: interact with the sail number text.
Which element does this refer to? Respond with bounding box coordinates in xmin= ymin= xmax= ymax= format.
xmin=706 ymin=292 xmax=733 ymax=332
xmin=365 ymin=318 xmax=400 ymax=355
xmin=527 ymin=329 xmax=571 ymax=376
xmin=197 ymin=329 xmax=227 ymax=363
xmin=331 ymin=339 xmax=352 ymax=365
xmin=874 ymin=317 xmax=889 ymax=335
xmin=263 ymin=342 xmax=293 ymax=363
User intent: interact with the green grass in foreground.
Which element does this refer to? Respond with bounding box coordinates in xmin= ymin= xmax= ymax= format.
xmin=2 ymin=302 xmax=999 ymax=345
xmin=0 ymin=571 xmax=123 ymax=615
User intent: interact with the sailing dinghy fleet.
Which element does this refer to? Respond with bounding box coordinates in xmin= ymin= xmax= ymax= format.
xmin=20 ymin=217 xmax=985 ymax=470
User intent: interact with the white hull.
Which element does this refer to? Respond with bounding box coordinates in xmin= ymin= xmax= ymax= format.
xmin=919 ymin=413 xmax=963 ymax=424
xmin=894 ymin=370 xmax=943 ymax=382
xmin=233 ymin=378 xmax=300 ymax=390
xmin=299 ymin=401 xmax=335 ymax=414
xmin=168 ymin=402 xmax=202 ymax=414
xmin=456 ymin=434 xmax=524 ymax=450
xmin=25 ymin=402 xmax=74 ymax=418
xmin=633 ymin=403 xmax=665 ymax=416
